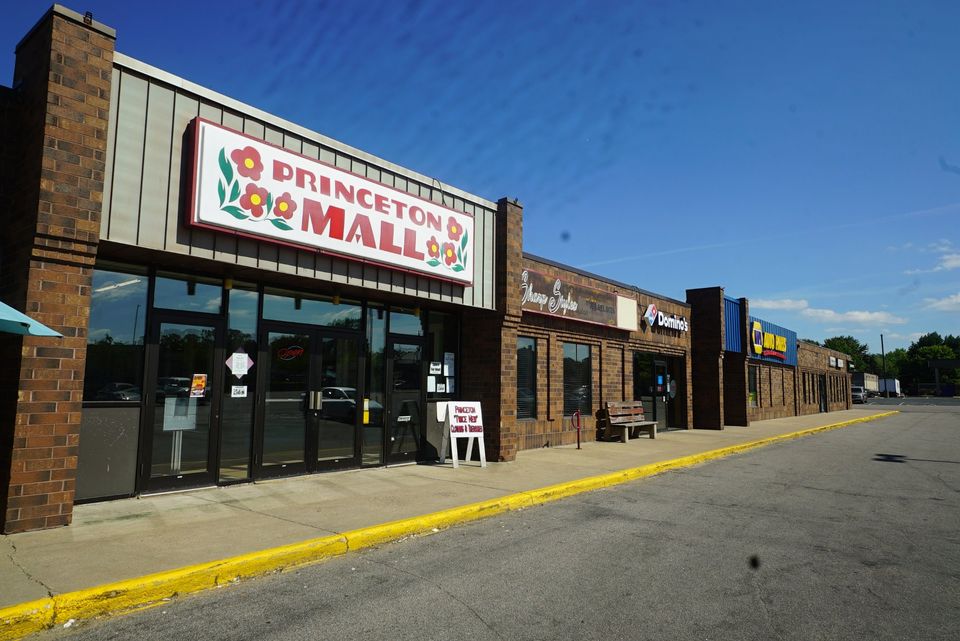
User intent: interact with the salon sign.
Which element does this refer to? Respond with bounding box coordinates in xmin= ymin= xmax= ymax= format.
xmin=188 ymin=119 xmax=474 ymax=284
xmin=519 ymin=268 xmax=620 ymax=327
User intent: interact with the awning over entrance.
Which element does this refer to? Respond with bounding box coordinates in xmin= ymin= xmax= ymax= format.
xmin=0 ymin=301 xmax=61 ymax=337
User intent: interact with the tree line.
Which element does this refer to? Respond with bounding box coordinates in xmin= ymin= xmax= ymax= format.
xmin=805 ymin=333 xmax=959 ymax=395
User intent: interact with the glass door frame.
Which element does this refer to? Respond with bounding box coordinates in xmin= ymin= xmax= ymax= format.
xmin=253 ymin=320 xmax=364 ymax=479
xmin=384 ymin=334 xmax=426 ymax=465
xmin=138 ymin=310 xmax=226 ymax=493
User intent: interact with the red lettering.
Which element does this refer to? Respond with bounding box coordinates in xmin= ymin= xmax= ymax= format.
xmin=426 ymin=211 xmax=442 ymax=231
xmin=345 ymin=213 xmax=375 ymax=248
xmin=403 ymin=228 xmax=425 ymax=260
xmin=391 ymin=199 xmax=406 ymax=219
xmin=301 ymin=198 xmax=344 ymax=239
xmin=334 ymin=180 xmax=355 ymax=204
xmin=296 ymin=167 xmax=317 ymax=192
xmin=374 ymin=194 xmax=390 ymax=214
xmin=273 ymin=160 xmax=293 ymax=182
xmin=379 ymin=221 xmax=402 ymax=255
xmin=319 ymin=175 xmax=331 ymax=196
xmin=357 ymin=189 xmax=374 ymax=209
xmin=409 ymin=206 xmax=425 ymax=225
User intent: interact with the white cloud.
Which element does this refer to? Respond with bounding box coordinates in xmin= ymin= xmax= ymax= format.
xmin=750 ymin=298 xmax=809 ymax=311
xmin=801 ymin=308 xmax=907 ymax=325
xmin=884 ymin=332 xmax=926 ymax=341
xmin=923 ymin=292 xmax=960 ymax=312
xmin=906 ymin=253 xmax=960 ymax=274
xmin=752 ymin=298 xmax=907 ymax=325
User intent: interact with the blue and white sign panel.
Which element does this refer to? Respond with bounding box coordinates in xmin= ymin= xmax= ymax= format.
xmin=748 ymin=316 xmax=797 ymax=366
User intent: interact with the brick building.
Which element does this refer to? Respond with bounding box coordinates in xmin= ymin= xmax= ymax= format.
xmin=0 ymin=6 xmax=849 ymax=534
xmin=686 ymin=287 xmax=851 ymax=428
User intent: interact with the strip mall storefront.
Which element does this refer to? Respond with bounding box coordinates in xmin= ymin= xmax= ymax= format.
xmin=513 ymin=256 xmax=693 ymax=448
xmin=0 ymin=6 xmax=513 ymax=533
xmin=686 ymin=287 xmax=852 ymax=428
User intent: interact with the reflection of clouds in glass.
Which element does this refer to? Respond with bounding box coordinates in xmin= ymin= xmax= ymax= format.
xmin=88 ymin=327 xmax=111 ymax=342
xmin=204 ymin=295 xmax=223 ymax=312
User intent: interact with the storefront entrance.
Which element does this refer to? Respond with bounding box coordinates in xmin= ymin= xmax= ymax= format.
xmin=256 ymin=322 xmax=362 ymax=477
xmin=139 ymin=312 xmax=225 ymax=493
xmin=633 ymin=352 xmax=687 ymax=431
xmin=385 ymin=336 xmax=425 ymax=464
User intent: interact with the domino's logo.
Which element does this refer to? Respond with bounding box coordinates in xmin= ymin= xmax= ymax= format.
xmin=644 ymin=303 xmax=658 ymax=327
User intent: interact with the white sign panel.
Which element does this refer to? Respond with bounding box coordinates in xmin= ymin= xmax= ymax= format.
xmin=441 ymin=401 xmax=486 ymax=468
xmin=231 ymin=385 xmax=247 ymax=398
xmin=189 ymin=119 xmax=475 ymax=284
xmin=226 ymin=351 xmax=254 ymax=379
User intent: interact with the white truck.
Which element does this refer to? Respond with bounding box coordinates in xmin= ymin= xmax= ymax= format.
xmin=879 ymin=378 xmax=902 ymax=397
xmin=851 ymin=372 xmax=879 ymax=396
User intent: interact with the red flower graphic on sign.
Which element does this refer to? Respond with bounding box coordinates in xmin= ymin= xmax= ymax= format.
xmin=426 ymin=235 xmax=441 ymax=258
xmin=273 ymin=192 xmax=296 ymax=220
xmin=231 ymin=146 xmax=263 ymax=180
xmin=446 ymin=217 xmax=463 ymax=241
xmin=240 ymin=183 xmax=270 ymax=218
xmin=442 ymin=242 xmax=457 ymax=266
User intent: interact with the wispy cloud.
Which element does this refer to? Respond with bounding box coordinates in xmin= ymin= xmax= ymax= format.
xmin=751 ymin=298 xmax=809 ymax=311
xmin=750 ymin=298 xmax=907 ymax=325
xmin=884 ymin=331 xmax=926 ymax=342
xmin=903 ymin=239 xmax=959 ymax=274
xmin=923 ymin=292 xmax=960 ymax=312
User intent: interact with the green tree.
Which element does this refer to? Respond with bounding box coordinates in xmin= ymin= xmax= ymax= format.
xmin=822 ymin=335 xmax=871 ymax=371
xmin=874 ymin=347 xmax=907 ymax=379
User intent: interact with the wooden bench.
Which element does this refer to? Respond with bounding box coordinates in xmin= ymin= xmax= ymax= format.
xmin=599 ymin=401 xmax=657 ymax=442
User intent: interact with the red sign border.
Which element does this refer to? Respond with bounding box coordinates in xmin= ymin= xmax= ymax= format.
xmin=185 ymin=117 xmax=476 ymax=287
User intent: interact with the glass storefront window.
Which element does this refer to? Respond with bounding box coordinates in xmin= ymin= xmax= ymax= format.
xmin=262 ymin=290 xmax=361 ymax=329
xmin=749 ymin=365 xmax=759 ymax=407
xmin=426 ymin=311 xmax=458 ymax=398
xmin=389 ymin=307 xmax=423 ymax=336
xmin=517 ymin=337 xmax=537 ymax=419
xmin=563 ymin=342 xmax=592 ymax=417
xmin=219 ymin=286 xmax=258 ymax=482
xmin=364 ymin=305 xmax=387 ymax=465
xmin=84 ymin=266 xmax=148 ymax=402
xmin=153 ymin=273 xmax=223 ymax=314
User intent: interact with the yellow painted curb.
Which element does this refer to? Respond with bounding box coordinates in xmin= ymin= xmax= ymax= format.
xmin=0 ymin=410 xmax=898 ymax=640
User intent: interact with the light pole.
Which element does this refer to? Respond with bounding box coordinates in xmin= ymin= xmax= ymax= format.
xmin=880 ymin=333 xmax=889 ymax=398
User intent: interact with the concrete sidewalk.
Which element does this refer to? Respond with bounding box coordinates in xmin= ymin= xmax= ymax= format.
xmin=1 ymin=408 xmax=896 ymax=634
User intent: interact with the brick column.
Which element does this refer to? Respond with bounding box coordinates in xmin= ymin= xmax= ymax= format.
xmin=686 ymin=287 xmax=725 ymax=429
xmin=0 ymin=7 xmax=115 ymax=533
xmin=460 ymin=197 xmax=523 ymax=461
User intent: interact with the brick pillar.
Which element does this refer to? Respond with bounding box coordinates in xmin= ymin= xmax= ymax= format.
xmin=686 ymin=287 xmax=725 ymax=429
xmin=461 ymin=197 xmax=522 ymax=461
xmin=0 ymin=7 xmax=115 ymax=533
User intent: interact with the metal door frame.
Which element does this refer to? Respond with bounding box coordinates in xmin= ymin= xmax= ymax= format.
xmin=253 ymin=320 xmax=363 ymax=479
xmin=138 ymin=310 xmax=226 ymax=493
xmin=384 ymin=334 xmax=426 ymax=464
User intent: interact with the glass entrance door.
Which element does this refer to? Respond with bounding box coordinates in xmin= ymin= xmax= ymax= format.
xmin=654 ymin=360 xmax=669 ymax=431
xmin=257 ymin=324 xmax=361 ymax=477
xmin=141 ymin=315 xmax=223 ymax=492
xmin=386 ymin=338 xmax=423 ymax=463
xmin=260 ymin=329 xmax=310 ymax=475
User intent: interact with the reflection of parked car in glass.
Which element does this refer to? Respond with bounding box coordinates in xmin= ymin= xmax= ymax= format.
xmin=95 ymin=382 xmax=141 ymax=401
xmin=320 ymin=387 xmax=383 ymax=423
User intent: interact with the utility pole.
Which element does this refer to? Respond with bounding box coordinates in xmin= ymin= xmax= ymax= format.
xmin=880 ymin=333 xmax=889 ymax=398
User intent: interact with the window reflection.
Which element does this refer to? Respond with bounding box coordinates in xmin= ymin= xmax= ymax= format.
xmin=262 ymin=290 xmax=361 ymax=329
xmin=389 ymin=308 xmax=422 ymax=336
xmin=154 ymin=273 xmax=223 ymax=313
xmin=84 ymin=268 xmax=148 ymax=402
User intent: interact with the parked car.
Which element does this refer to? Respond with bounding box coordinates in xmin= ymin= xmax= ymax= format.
xmin=320 ymin=387 xmax=383 ymax=424
xmin=851 ymin=386 xmax=867 ymax=404
xmin=95 ymin=382 xmax=141 ymax=401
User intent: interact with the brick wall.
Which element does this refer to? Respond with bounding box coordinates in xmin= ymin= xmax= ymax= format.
xmin=513 ymin=256 xmax=693 ymax=449
xmin=0 ymin=7 xmax=114 ymax=533
xmin=685 ymin=287 xmax=724 ymax=428
xmin=461 ymin=197 xmax=523 ymax=461
xmin=797 ymin=341 xmax=852 ymax=415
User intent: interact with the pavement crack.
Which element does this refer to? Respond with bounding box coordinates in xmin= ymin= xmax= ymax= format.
xmin=364 ymin=556 xmax=507 ymax=640
xmin=4 ymin=538 xmax=54 ymax=599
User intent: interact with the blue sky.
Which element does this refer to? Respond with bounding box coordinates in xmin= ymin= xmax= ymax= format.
xmin=4 ymin=1 xmax=958 ymax=352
